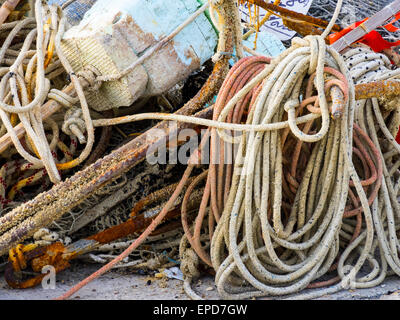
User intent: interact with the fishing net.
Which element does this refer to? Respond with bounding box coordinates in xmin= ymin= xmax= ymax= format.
xmin=309 ymin=0 xmax=400 ymax=41
xmin=238 ymin=0 xmax=400 ymax=48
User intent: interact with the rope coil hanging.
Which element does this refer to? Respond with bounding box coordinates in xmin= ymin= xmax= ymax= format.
xmin=205 ymin=35 xmax=359 ymax=299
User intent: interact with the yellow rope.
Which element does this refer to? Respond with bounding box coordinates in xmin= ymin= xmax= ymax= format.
xmin=242 ymin=0 xmax=281 ymax=41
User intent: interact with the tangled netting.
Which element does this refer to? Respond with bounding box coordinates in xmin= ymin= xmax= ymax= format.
xmin=310 ymin=0 xmax=400 ymax=40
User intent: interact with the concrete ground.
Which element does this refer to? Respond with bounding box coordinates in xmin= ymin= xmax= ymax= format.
xmin=1 ymin=262 xmax=400 ymax=300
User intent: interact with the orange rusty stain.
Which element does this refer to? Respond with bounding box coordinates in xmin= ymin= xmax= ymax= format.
xmin=5 ymin=204 xmax=184 ymax=289
xmin=30 ymin=242 xmax=68 ymax=272
xmin=88 ymin=206 xmax=182 ymax=244
xmin=5 ymin=242 xmax=71 ymax=289
xmin=355 ymin=80 xmax=400 ymax=100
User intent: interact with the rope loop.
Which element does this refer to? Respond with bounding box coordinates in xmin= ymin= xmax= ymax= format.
xmin=283 ymin=99 xmax=298 ymax=112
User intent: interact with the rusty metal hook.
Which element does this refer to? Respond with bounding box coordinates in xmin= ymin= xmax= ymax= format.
xmin=4 ymin=243 xmax=70 ymax=289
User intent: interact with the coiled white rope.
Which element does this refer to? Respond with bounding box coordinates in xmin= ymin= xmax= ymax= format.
xmin=270 ymin=46 xmax=400 ymax=301
xmin=337 ymin=46 xmax=400 ymax=291
xmin=0 ymin=1 xmax=59 ymax=182
xmin=202 ymin=34 xmax=362 ymax=299
xmin=0 ymin=0 xmax=97 ymax=184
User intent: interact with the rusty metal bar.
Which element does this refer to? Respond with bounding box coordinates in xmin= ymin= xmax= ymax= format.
xmin=245 ymin=0 xmax=341 ymax=32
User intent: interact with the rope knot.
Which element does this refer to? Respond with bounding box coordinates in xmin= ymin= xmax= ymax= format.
xmin=33 ymin=228 xmax=60 ymax=246
xmin=180 ymin=247 xmax=200 ymax=279
xmin=179 ymin=234 xmax=200 ymax=279
xmin=62 ymin=107 xmax=87 ymax=144
xmin=76 ymin=65 xmax=102 ymax=92
xmin=212 ymin=51 xmax=233 ymax=63
xmin=291 ymin=36 xmax=309 ymax=48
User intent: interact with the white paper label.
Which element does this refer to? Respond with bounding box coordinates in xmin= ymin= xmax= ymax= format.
xmin=240 ymin=0 xmax=314 ymax=41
